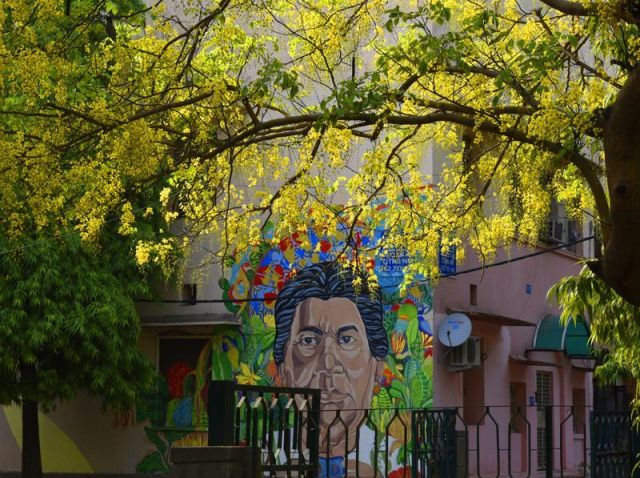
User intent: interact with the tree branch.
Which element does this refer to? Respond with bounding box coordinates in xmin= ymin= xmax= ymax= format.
xmin=539 ymin=0 xmax=594 ymax=16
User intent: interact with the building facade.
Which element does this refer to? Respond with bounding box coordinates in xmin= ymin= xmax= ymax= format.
xmin=0 ymin=224 xmax=592 ymax=476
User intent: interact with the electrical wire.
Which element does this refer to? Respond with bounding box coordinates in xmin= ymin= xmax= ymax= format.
xmin=137 ymin=235 xmax=595 ymax=304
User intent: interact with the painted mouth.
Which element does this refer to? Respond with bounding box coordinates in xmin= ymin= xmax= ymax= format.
xmin=320 ymin=393 xmax=352 ymax=408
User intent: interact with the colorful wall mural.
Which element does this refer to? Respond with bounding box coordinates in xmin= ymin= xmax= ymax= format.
xmin=228 ymin=225 xmax=433 ymax=475
xmin=0 ymin=224 xmax=433 ymax=476
xmin=137 ymin=223 xmax=434 ymax=475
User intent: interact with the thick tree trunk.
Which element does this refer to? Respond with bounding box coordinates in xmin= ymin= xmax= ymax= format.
xmin=21 ymin=362 xmax=42 ymax=478
xmin=22 ymin=400 xmax=42 ymax=478
xmin=600 ymin=68 xmax=640 ymax=306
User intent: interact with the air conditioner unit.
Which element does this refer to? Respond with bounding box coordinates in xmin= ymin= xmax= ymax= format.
xmin=449 ymin=337 xmax=481 ymax=368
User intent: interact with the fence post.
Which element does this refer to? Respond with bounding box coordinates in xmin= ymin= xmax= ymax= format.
xmin=545 ymin=405 xmax=553 ymax=478
xmin=208 ymin=379 xmax=236 ymax=446
xmin=307 ymin=389 xmax=321 ymax=477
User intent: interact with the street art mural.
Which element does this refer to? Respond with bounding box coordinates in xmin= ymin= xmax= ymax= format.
xmin=223 ymin=224 xmax=433 ymax=476
xmin=136 ymin=222 xmax=434 ymax=475
xmin=0 ymin=222 xmax=433 ymax=476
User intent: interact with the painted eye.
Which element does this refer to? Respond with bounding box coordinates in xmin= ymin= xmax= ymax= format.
xmin=302 ymin=337 xmax=316 ymax=345
xmin=338 ymin=335 xmax=355 ymax=345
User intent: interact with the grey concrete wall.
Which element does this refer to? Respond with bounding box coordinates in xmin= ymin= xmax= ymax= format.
xmin=170 ymin=447 xmax=259 ymax=478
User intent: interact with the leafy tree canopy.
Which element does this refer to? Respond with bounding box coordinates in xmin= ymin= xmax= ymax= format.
xmin=0 ymin=230 xmax=156 ymax=409
xmin=550 ymin=266 xmax=640 ymax=403
xmin=2 ymin=0 xmax=640 ymax=303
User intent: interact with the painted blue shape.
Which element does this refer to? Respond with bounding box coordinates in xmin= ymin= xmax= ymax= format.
xmin=173 ymin=397 xmax=193 ymax=427
xmin=418 ymin=314 xmax=432 ymax=335
xmin=318 ymin=456 xmax=345 ymax=478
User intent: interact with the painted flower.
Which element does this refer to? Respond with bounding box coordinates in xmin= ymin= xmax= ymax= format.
xmin=263 ymin=313 xmax=275 ymax=328
xmin=422 ymin=333 xmax=433 ymax=349
xmin=167 ymin=362 xmax=192 ymax=399
xmin=380 ymin=366 xmax=395 ymax=387
xmin=388 ymin=466 xmax=420 ymax=478
xmin=266 ymin=359 xmax=278 ymax=380
xmin=237 ymin=363 xmax=260 ymax=385
xmin=391 ymin=332 xmax=407 ymax=356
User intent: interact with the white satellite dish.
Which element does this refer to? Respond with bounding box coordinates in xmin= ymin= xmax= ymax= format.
xmin=438 ymin=313 xmax=472 ymax=347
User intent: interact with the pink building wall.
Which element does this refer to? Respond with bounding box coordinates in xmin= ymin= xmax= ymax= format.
xmin=433 ymin=245 xmax=592 ymax=477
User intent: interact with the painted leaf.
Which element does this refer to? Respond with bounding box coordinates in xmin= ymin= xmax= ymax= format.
xmin=405 ymin=358 xmax=419 ymax=381
xmin=136 ymin=452 xmax=168 ymax=473
xmin=409 ymin=376 xmax=424 ymax=407
xmin=259 ymin=328 xmax=275 ymax=351
xmin=376 ymin=387 xmax=392 ymax=409
xmin=144 ymin=427 xmax=167 ymax=456
xmin=211 ymin=349 xmax=233 ymax=380
xmin=406 ymin=318 xmax=421 ymax=354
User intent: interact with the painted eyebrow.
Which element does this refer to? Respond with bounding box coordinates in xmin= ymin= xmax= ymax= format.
xmin=336 ymin=325 xmax=358 ymax=335
xmin=299 ymin=326 xmax=323 ymax=335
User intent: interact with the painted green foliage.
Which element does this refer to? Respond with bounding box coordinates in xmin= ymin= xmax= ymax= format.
xmin=137 ymin=223 xmax=435 ymax=473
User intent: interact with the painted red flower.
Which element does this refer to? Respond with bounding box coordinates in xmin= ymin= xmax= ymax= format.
xmin=264 ymin=292 xmax=277 ymax=306
xmin=278 ymin=237 xmax=291 ymax=251
xmin=320 ymin=240 xmax=332 ymax=253
xmin=167 ymin=362 xmax=192 ymax=399
xmin=388 ymin=466 xmax=420 ymax=478
xmin=380 ymin=367 xmax=395 ymax=387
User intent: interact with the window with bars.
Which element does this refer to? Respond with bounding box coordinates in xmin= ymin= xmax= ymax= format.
xmin=536 ymin=371 xmax=553 ymax=470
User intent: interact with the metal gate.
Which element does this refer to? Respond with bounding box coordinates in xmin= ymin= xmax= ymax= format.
xmin=412 ymin=409 xmax=457 ymax=478
xmin=590 ymin=410 xmax=640 ymax=478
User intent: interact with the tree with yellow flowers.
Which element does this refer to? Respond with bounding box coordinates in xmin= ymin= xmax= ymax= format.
xmin=2 ymin=0 xmax=638 ymax=303
xmin=3 ymin=0 xmax=640 ymax=473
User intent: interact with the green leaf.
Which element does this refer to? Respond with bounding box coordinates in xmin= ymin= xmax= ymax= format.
xmin=211 ymin=349 xmax=233 ymax=380
xmin=136 ymin=451 xmax=169 ymax=473
xmin=144 ymin=427 xmax=167 ymax=456
xmin=105 ymin=0 xmax=119 ymax=14
xmin=376 ymin=387 xmax=392 ymax=409
xmin=259 ymin=328 xmax=275 ymax=352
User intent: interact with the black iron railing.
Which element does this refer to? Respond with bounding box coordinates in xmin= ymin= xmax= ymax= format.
xmin=208 ymin=380 xmax=321 ymax=477
xmin=314 ymin=405 xmax=590 ymax=478
xmin=591 ymin=410 xmax=640 ymax=478
xmin=205 ymin=384 xmax=638 ymax=478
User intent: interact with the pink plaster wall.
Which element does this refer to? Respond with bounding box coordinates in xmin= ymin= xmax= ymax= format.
xmin=432 ymin=244 xmax=592 ymax=476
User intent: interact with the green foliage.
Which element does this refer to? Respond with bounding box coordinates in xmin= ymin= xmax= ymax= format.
xmin=0 ymin=231 xmax=155 ymax=411
xmin=136 ymin=451 xmax=168 ymax=474
xmin=549 ymin=266 xmax=640 ymax=393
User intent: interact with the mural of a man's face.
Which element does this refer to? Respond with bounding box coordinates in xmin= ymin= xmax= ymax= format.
xmin=279 ymin=297 xmax=383 ymax=454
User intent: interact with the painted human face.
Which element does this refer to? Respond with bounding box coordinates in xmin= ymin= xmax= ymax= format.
xmin=279 ymin=297 xmax=383 ymax=454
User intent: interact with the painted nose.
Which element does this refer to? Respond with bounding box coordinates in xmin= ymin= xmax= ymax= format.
xmin=322 ymin=349 xmax=338 ymax=371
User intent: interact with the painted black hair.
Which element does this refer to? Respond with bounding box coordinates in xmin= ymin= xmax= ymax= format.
xmin=273 ymin=261 xmax=388 ymax=364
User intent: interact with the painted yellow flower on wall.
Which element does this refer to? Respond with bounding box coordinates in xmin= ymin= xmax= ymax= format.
xmin=263 ymin=313 xmax=275 ymax=328
xmin=237 ymin=364 xmax=260 ymax=385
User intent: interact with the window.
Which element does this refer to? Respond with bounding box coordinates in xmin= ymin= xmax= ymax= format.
xmin=181 ymin=283 xmax=197 ymax=305
xmin=510 ymin=382 xmax=526 ymax=433
xmin=536 ymin=371 xmax=553 ymax=470
xmin=470 ymin=284 xmax=478 ymax=306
